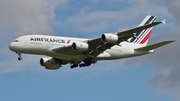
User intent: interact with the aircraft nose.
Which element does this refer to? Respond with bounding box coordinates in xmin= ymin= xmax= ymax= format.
xmin=9 ymin=42 xmax=17 ymax=51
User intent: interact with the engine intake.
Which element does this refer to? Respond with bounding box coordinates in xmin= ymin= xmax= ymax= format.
xmin=72 ymin=42 xmax=89 ymax=51
xmin=101 ymin=33 xmax=118 ymax=43
xmin=40 ymin=58 xmax=61 ymax=70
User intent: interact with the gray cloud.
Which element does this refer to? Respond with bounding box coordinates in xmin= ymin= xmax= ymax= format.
xmin=0 ymin=55 xmax=43 ymax=75
xmin=0 ymin=0 xmax=68 ymax=74
xmin=0 ymin=0 xmax=68 ymax=36
xmin=65 ymin=0 xmax=169 ymax=33
xmin=164 ymin=0 xmax=180 ymax=26
xmin=121 ymin=0 xmax=180 ymax=100
xmin=149 ymin=0 xmax=180 ymax=100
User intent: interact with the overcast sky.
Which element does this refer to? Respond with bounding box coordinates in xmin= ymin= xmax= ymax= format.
xmin=0 ymin=0 xmax=180 ymax=101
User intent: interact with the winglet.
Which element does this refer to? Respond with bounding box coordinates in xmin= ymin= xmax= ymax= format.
xmin=162 ymin=19 xmax=166 ymax=25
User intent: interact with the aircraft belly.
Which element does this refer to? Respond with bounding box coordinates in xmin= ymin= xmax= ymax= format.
xmin=96 ymin=48 xmax=135 ymax=60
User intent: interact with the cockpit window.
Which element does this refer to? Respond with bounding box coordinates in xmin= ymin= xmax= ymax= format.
xmin=14 ymin=40 xmax=19 ymax=42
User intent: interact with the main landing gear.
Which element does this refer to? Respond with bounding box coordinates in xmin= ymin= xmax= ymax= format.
xmin=70 ymin=64 xmax=78 ymax=69
xmin=16 ymin=52 xmax=22 ymax=61
xmin=70 ymin=58 xmax=97 ymax=69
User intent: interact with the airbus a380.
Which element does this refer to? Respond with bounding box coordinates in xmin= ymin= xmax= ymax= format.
xmin=9 ymin=15 xmax=174 ymax=69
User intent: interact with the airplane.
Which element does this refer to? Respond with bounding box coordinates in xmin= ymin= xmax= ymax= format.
xmin=9 ymin=15 xmax=174 ymax=70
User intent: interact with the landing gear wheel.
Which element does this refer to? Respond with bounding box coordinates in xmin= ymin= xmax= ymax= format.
xmin=70 ymin=65 xmax=74 ymax=69
xmin=79 ymin=64 xmax=85 ymax=67
xmin=18 ymin=57 xmax=22 ymax=61
xmin=16 ymin=52 xmax=22 ymax=61
xmin=70 ymin=64 xmax=78 ymax=69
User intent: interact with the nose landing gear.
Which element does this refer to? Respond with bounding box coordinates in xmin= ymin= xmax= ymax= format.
xmin=18 ymin=57 xmax=22 ymax=61
xmin=16 ymin=52 xmax=22 ymax=61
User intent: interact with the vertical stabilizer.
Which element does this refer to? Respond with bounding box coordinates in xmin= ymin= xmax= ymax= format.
xmin=129 ymin=15 xmax=157 ymax=45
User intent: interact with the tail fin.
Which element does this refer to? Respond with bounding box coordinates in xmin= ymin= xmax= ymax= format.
xmin=129 ymin=15 xmax=157 ymax=45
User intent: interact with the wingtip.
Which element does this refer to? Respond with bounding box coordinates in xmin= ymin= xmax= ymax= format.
xmin=162 ymin=19 xmax=166 ymax=25
xmin=169 ymin=40 xmax=176 ymax=42
xmin=165 ymin=40 xmax=176 ymax=44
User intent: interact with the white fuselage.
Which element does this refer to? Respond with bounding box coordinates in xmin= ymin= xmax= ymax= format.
xmin=9 ymin=35 xmax=152 ymax=62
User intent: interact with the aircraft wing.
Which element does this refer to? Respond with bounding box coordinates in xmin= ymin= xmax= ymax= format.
xmin=51 ymin=19 xmax=165 ymax=58
xmin=87 ymin=20 xmax=165 ymax=57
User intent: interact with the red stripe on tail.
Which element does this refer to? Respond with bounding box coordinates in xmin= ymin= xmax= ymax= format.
xmin=140 ymin=30 xmax=152 ymax=44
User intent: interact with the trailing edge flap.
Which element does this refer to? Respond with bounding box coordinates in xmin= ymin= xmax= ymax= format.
xmin=135 ymin=40 xmax=175 ymax=51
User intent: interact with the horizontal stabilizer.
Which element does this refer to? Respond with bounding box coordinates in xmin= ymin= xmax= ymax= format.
xmin=135 ymin=40 xmax=175 ymax=51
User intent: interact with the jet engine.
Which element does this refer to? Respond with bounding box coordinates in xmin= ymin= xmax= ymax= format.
xmin=40 ymin=58 xmax=61 ymax=70
xmin=101 ymin=33 xmax=118 ymax=43
xmin=72 ymin=42 xmax=89 ymax=51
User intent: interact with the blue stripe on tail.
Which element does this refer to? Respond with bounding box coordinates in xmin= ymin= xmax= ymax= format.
xmin=130 ymin=16 xmax=156 ymax=43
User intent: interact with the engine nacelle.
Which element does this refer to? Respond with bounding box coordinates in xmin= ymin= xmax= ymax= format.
xmin=72 ymin=42 xmax=89 ymax=51
xmin=101 ymin=33 xmax=118 ymax=43
xmin=40 ymin=58 xmax=61 ymax=70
